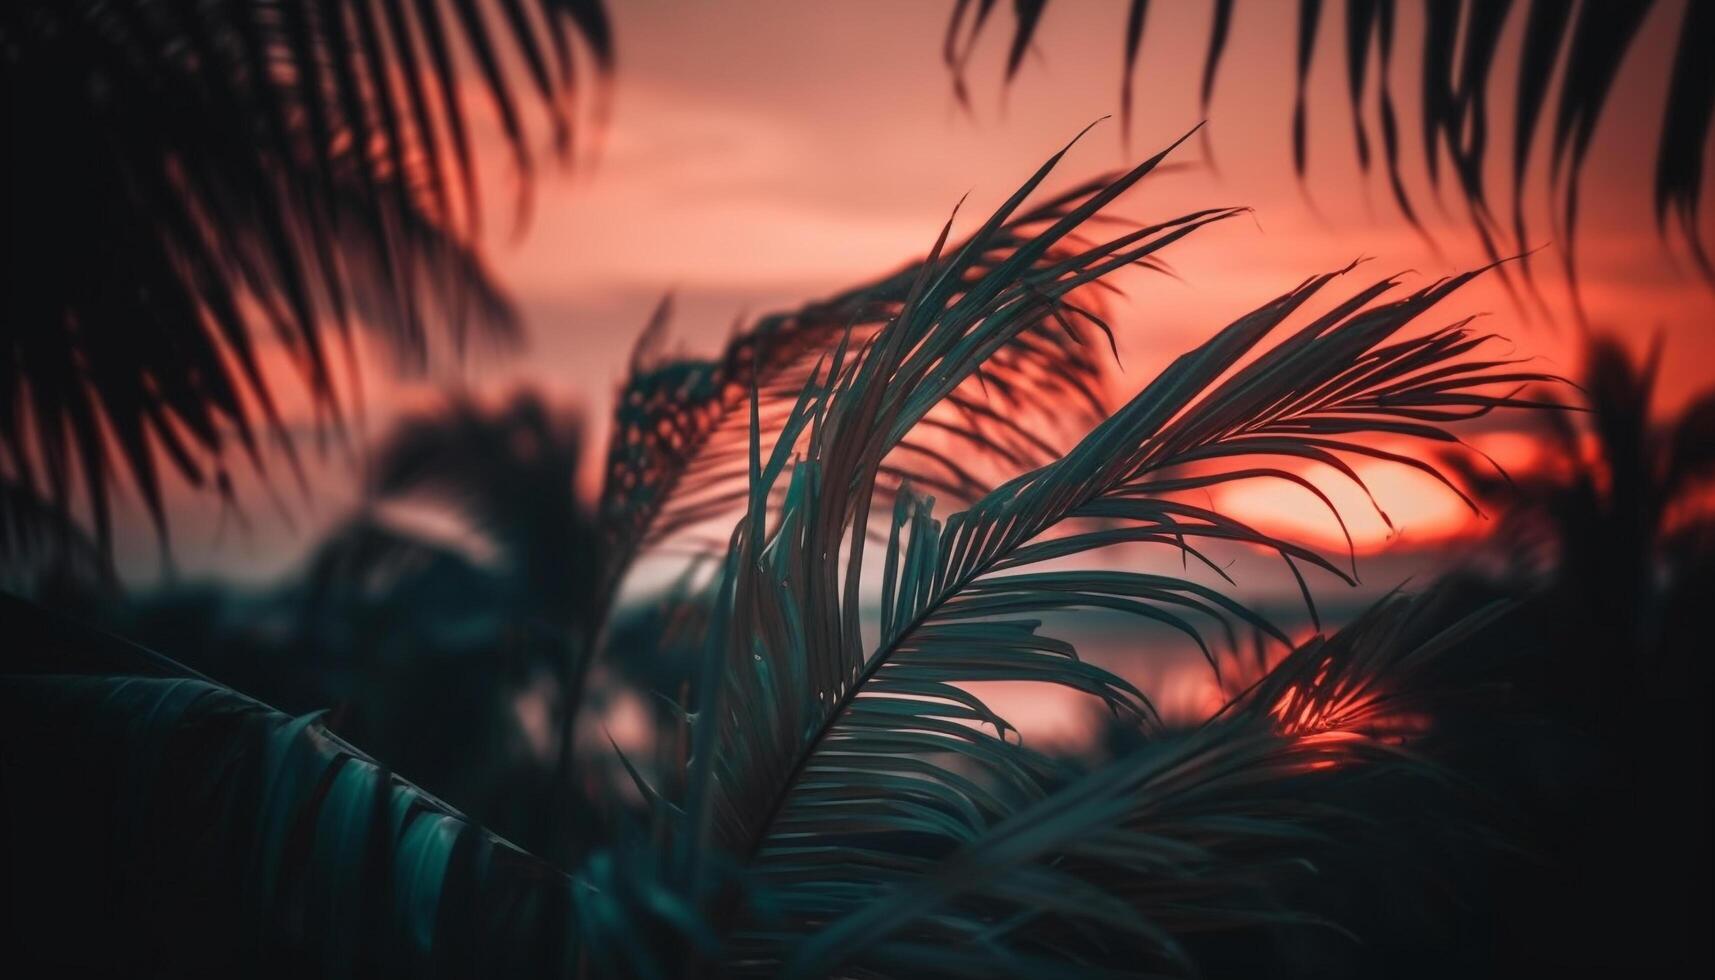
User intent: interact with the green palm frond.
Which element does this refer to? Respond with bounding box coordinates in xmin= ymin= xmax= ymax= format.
xmin=586 ymin=161 xmax=1225 ymax=862
xmin=5 ymin=592 xmax=551 ymax=973
xmin=773 ymin=586 xmax=1516 ymax=979
xmin=1 ymin=1 xmax=610 ymax=559
xmin=945 ymin=0 xmax=1715 ymax=305
xmin=673 ymin=129 xmax=1551 ymax=975
xmin=1 ymin=591 xmax=711 ymax=978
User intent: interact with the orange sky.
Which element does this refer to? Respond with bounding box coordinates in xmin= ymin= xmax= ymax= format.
xmin=111 ymin=0 xmax=1714 ymax=593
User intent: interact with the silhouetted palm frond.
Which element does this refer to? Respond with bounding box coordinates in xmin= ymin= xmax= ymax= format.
xmin=1454 ymin=335 xmax=1714 ymax=581
xmin=944 ymin=0 xmax=1714 ymax=305
xmin=1 ymin=1 xmax=611 ymax=560
xmin=595 ymin=173 xmax=1190 ymax=603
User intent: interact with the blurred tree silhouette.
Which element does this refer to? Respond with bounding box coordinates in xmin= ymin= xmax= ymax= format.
xmin=1431 ymin=336 xmax=1715 ymax=973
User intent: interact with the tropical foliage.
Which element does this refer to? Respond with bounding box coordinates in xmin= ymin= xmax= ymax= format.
xmin=4 ymin=2 xmax=1708 ymax=976
xmin=4 ymin=130 xmax=1583 ymax=976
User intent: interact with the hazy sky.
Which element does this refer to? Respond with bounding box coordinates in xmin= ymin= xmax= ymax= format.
xmin=113 ymin=0 xmax=1714 ymax=590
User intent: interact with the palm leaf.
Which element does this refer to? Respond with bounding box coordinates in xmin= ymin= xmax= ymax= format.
xmin=1655 ymin=0 xmax=1715 ymax=282
xmin=943 ymin=0 xmax=1712 ymax=307
xmin=1 ymin=1 xmax=610 ymax=560
xmin=528 ymin=142 xmax=1225 ymax=860
xmin=761 ymin=595 xmax=1517 ymax=979
xmin=6 ymin=590 xmax=562 ymax=974
xmin=665 ymin=129 xmax=1551 ymax=974
xmin=0 ymin=590 xmax=711 ymax=977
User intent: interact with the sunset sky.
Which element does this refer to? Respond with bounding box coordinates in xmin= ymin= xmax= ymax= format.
xmin=110 ymin=0 xmax=1714 ymax=599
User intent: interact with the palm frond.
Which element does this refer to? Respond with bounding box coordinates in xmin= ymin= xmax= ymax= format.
xmin=943 ymin=0 xmax=1713 ymax=305
xmin=662 ymin=129 xmax=1552 ymax=975
xmin=763 ymin=595 xmax=1518 ymax=979
xmin=1 ymin=1 xmax=610 ymax=559
xmin=0 ymin=591 xmax=705 ymax=978
xmin=1656 ymin=0 xmax=1715 ymax=281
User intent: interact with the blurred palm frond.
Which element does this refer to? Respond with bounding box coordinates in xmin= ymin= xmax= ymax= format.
xmin=1 ymin=0 xmax=611 ymax=560
xmin=944 ymin=0 xmax=1715 ymax=304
